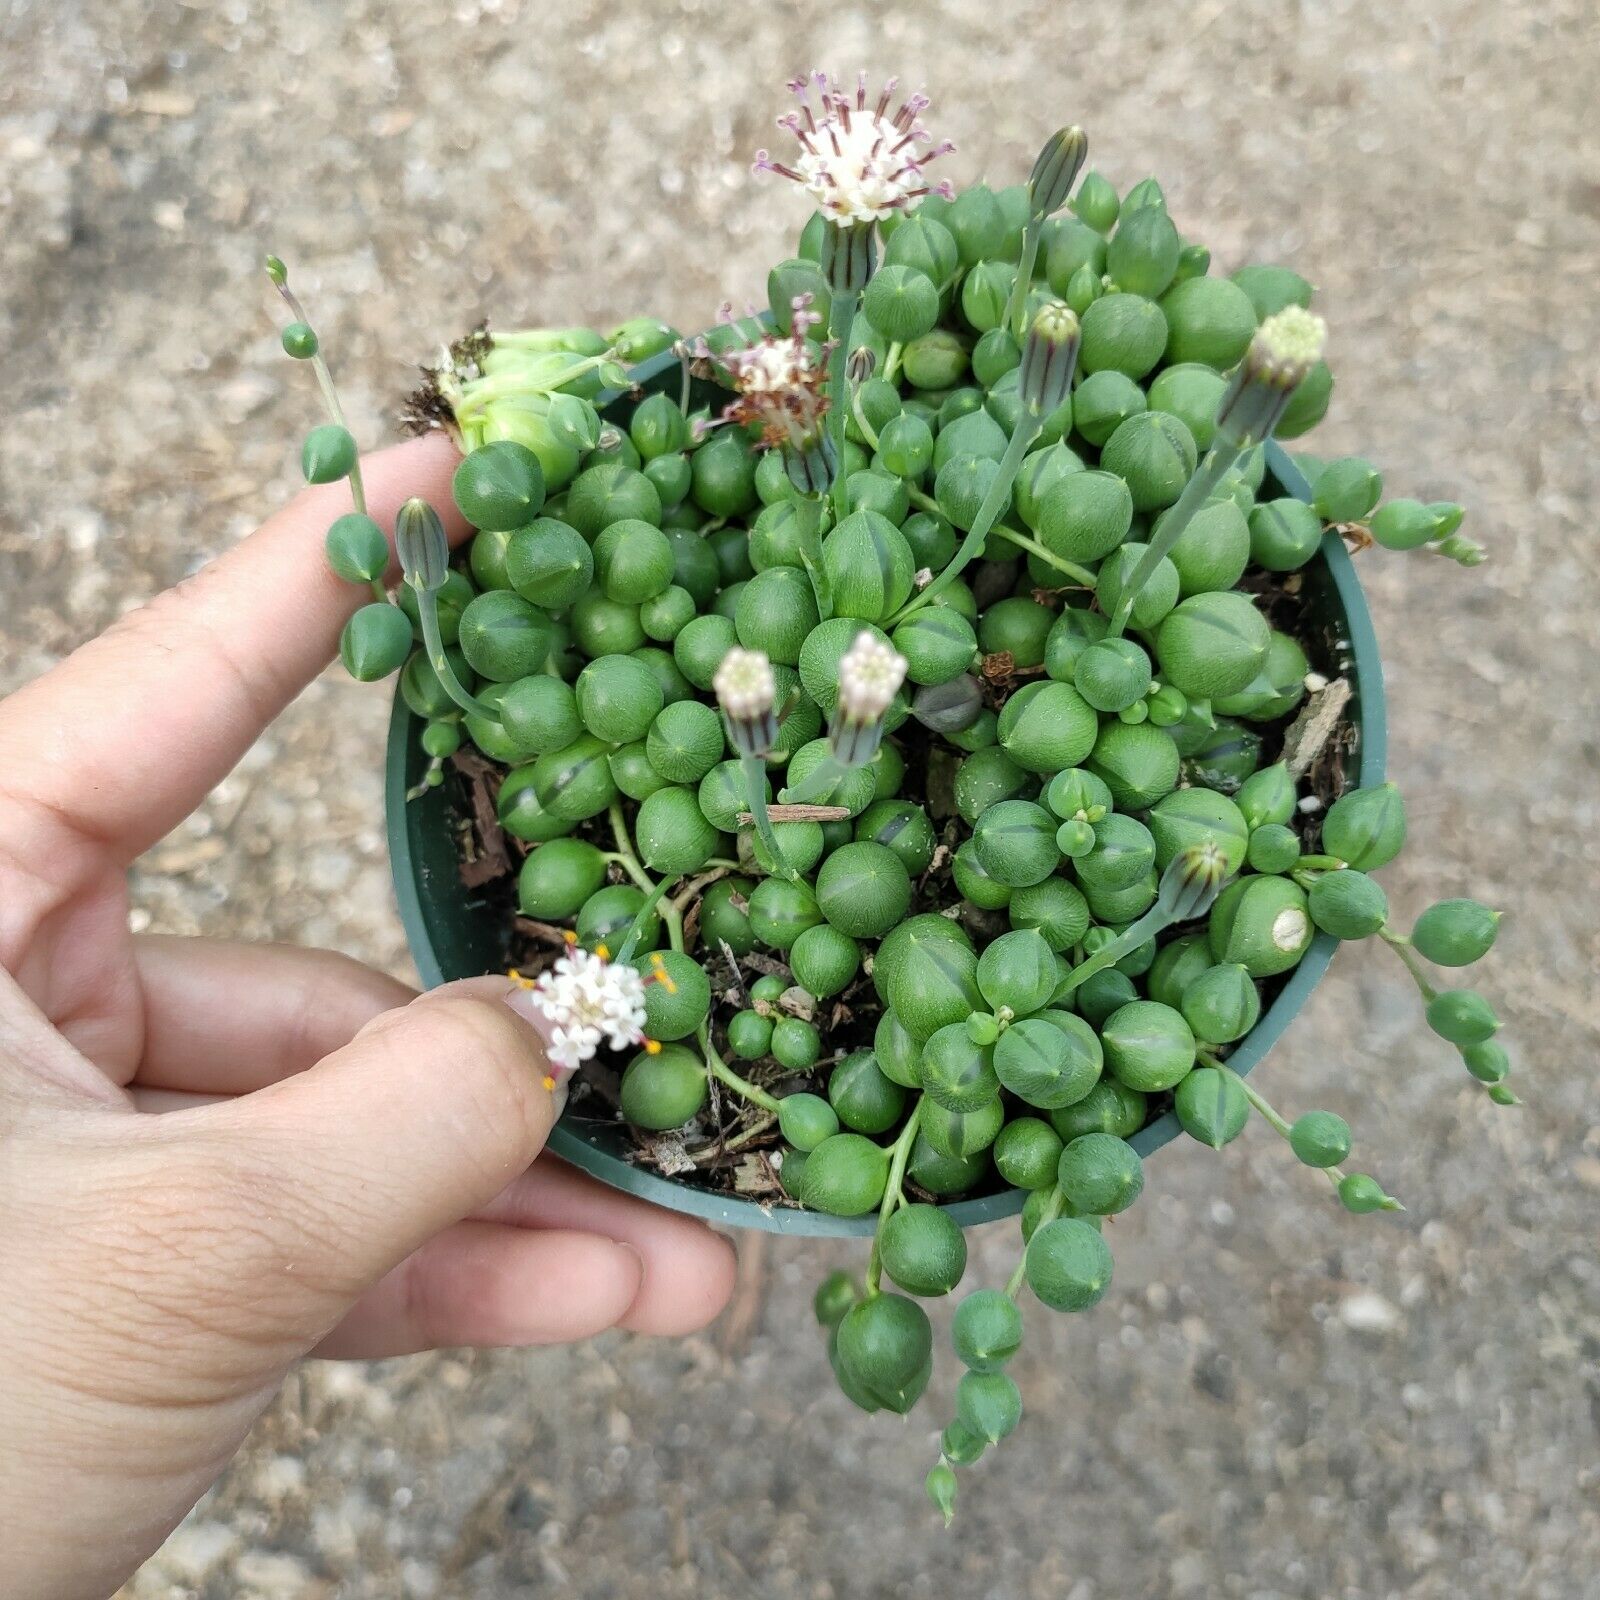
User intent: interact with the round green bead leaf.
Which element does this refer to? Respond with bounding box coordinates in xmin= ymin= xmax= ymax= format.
xmin=1026 ymin=1217 xmax=1114 ymax=1312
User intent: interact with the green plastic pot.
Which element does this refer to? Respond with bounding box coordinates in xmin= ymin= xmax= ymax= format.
xmin=385 ymin=350 xmax=1385 ymax=1235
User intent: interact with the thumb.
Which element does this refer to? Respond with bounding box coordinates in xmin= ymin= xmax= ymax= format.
xmin=202 ymin=976 xmax=561 ymax=1312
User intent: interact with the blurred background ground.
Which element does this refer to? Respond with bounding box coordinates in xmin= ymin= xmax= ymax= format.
xmin=3 ymin=0 xmax=1598 ymax=1595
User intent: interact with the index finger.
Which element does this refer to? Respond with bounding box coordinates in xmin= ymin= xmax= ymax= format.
xmin=0 ymin=432 xmax=465 ymax=865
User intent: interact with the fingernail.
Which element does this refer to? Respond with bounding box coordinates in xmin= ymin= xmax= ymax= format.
xmin=500 ymin=978 xmax=573 ymax=1107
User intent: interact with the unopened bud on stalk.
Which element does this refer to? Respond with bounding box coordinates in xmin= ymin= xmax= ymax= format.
xmin=714 ymin=647 xmax=781 ymax=757
xmin=821 ymin=218 xmax=878 ymax=295
xmin=785 ymin=432 xmax=839 ymax=497
xmin=1027 ymin=125 xmax=1088 ymax=220
xmin=1215 ymin=306 xmax=1327 ymax=449
xmin=1157 ymin=840 xmax=1232 ymax=922
xmin=396 ymin=497 xmax=449 ymax=593
xmin=264 ymin=253 xmax=288 ymax=286
xmin=1019 ymin=302 xmax=1081 ymax=417
xmin=830 ymin=630 xmax=909 ymax=765
xmin=847 ymin=346 xmax=877 ymax=384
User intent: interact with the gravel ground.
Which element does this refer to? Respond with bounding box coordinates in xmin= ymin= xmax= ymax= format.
xmin=4 ymin=1 xmax=1599 ymax=1595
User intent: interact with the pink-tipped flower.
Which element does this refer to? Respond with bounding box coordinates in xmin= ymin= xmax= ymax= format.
xmin=830 ymin=630 xmax=909 ymax=765
xmin=693 ymin=297 xmax=832 ymax=453
xmin=754 ymin=71 xmax=955 ymax=225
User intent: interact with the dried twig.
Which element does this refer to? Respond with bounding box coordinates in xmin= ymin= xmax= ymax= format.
xmin=1283 ymin=676 xmax=1352 ymax=780
xmin=737 ymin=803 xmax=850 ymax=824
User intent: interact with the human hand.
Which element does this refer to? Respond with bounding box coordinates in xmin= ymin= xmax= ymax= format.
xmin=0 ymin=434 xmax=737 ymax=1600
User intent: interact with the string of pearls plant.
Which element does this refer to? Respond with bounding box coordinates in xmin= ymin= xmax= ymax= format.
xmin=273 ymin=70 xmax=1510 ymax=1517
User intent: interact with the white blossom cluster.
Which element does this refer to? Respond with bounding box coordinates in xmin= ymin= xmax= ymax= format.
xmin=713 ymin=647 xmax=777 ymax=720
xmin=527 ymin=947 xmax=650 ymax=1074
xmin=838 ymin=630 xmax=909 ymax=724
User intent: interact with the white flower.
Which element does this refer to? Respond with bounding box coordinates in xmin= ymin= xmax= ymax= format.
xmin=527 ymin=948 xmax=649 ymax=1074
xmin=837 ymin=630 xmax=908 ymax=724
xmin=1256 ymin=306 xmax=1327 ymax=368
xmin=754 ymin=71 xmax=955 ymax=225
xmin=713 ymin=647 xmax=777 ymax=720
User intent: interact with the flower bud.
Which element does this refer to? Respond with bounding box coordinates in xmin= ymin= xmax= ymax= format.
xmin=1214 ymin=306 xmax=1327 ymax=449
xmin=1157 ymin=840 xmax=1231 ymax=921
xmin=846 ymin=345 xmax=877 ymax=384
xmin=821 ymin=218 xmax=878 ymax=296
xmin=396 ymin=497 xmax=450 ymax=592
xmin=713 ymin=647 xmax=780 ymax=756
xmin=784 ymin=433 xmax=839 ymax=496
xmin=1018 ymin=303 xmax=1081 ymax=418
xmin=831 ymin=630 xmax=909 ymax=765
xmin=264 ymin=253 xmax=288 ymax=286
xmin=1027 ymin=126 xmax=1088 ymax=220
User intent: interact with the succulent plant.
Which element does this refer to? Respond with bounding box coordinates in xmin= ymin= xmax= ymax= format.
xmin=272 ymin=73 xmax=1509 ymax=1519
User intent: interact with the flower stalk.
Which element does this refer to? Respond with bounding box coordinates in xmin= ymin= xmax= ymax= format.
xmin=1203 ymin=1054 xmax=1404 ymax=1214
xmin=893 ymin=304 xmax=1079 ymax=625
xmin=866 ymin=1099 xmax=925 ymax=1294
xmin=713 ymin=648 xmax=800 ymax=882
xmin=1056 ymin=844 xmax=1233 ymax=1000
xmin=821 ymin=222 xmax=876 ymax=520
xmin=782 ymin=631 xmax=908 ymax=803
xmin=395 ymin=498 xmax=496 ymax=720
xmin=1107 ymin=308 xmax=1326 ymax=638
xmin=265 ymin=257 xmax=372 ymax=525
xmin=1005 ymin=126 xmax=1087 ymax=340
